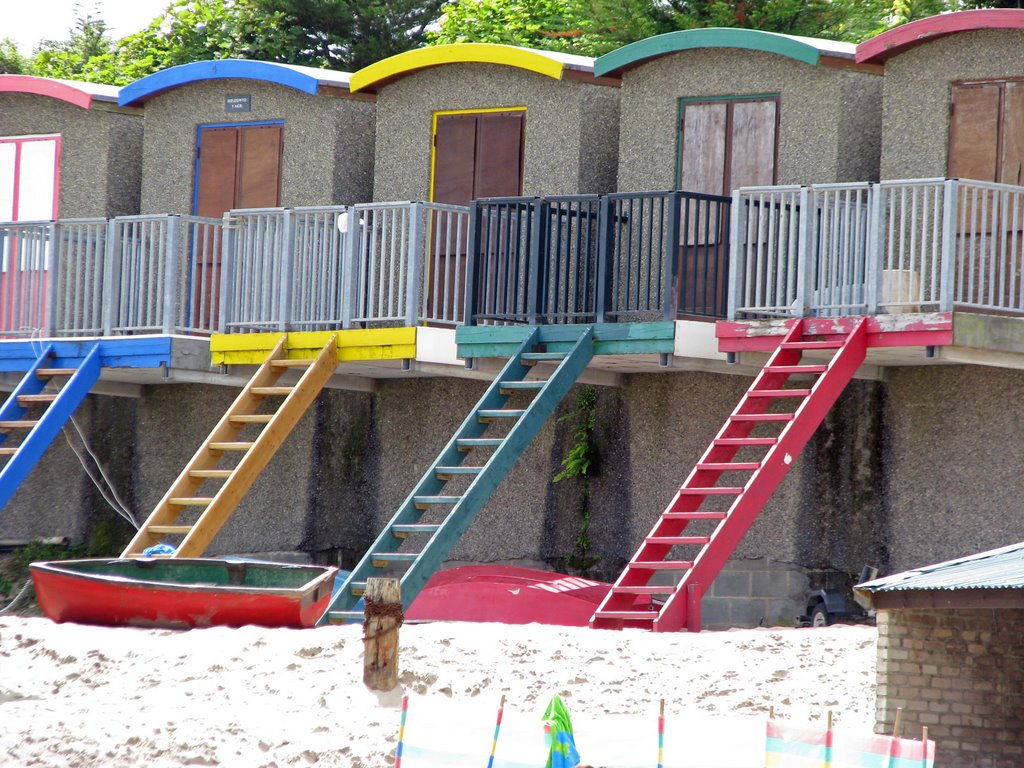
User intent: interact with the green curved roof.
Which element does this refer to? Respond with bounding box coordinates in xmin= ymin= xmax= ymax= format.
xmin=594 ymin=28 xmax=846 ymax=77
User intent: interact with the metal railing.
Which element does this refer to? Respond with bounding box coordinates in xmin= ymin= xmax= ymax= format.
xmin=1 ymin=221 xmax=55 ymax=337
xmin=728 ymin=178 xmax=1024 ymax=319
xmin=466 ymin=190 xmax=732 ymax=325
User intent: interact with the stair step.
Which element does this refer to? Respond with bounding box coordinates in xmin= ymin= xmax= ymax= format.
xmin=747 ymin=388 xmax=811 ymax=399
xmin=208 ymin=441 xmax=254 ymax=452
xmin=189 ymin=469 xmax=233 ymax=479
xmin=646 ymin=536 xmax=711 ymax=546
xmin=766 ymin=364 xmax=828 ymax=375
xmin=520 ymin=351 xmax=567 ymax=363
xmin=168 ymin=497 xmax=214 ymax=506
xmin=327 ymin=610 xmax=364 ymax=623
xmin=630 ymin=560 xmax=695 ymax=570
xmin=612 ymin=585 xmax=675 ymax=595
xmin=593 ymin=610 xmax=656 ymax=621
xmin=349 ymin=582 xmax=368 ymax=597
xmin=478 ymin=409 xmax=525 ymax=422
xmin=270 ymin=358 xmax=315 ymax=368
xmin=663 ymin=511 xmax=727 ymax=521
xmin=36 ymin=367 xmax=76 ymax=378
xmin=0 ymin=447 xmax=17 ymax=456
xmin=17 ymin=394 xmax=56 ymax=405
xmin=392 ymin=524 xmax=441 ymax=538
xmin=456 ymin=438 xmax=503 ymax=451
xmin=147 ymin=525 xmax=193 ymax=534
xmin=371 ymin=552 xmax=419 ymax=566
xmin=696 ymin=462 xmax=760 ymax=472
xmin=229 ymin=414 xmax=273 ymax=424
xmin=730 ymin=413 xmax=793 ymax=423
xmin=0 ymin=420 xmax=37 ymax=430
xmin=499 ymin=380 xmax=545 ymax=393
xmin=435 ymin=466 xmax=483 ymax=479
xmin=250 ymin=386 xmax=293 ymax=396
xmin=714 ymin=437 xmax=776 ymax=447
xmin=413 ymin=495 xmax=462 ymax=509
xmin=676 ymin=486 xmax=743 ymax=496
xmin=781 ymin=340 xmax=843 ymax=350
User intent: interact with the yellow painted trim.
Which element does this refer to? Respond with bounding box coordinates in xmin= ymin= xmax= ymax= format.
xmin=210 ymin=329 xmax=418 ymax=365
xmin=428 ymin=106 xmax=527 ymax=203
xmin=350 ymin=43 xmax=566 ymax=93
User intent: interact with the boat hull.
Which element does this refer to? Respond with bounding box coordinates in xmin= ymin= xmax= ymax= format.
xmin=30 ymin=558 xmax=337 ymax=630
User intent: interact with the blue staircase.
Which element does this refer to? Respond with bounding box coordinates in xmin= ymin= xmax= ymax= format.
xmin=0 ymin=344 xmax=102 ymax=511
xmin=322 ymin=325 xmax=595 ymax=624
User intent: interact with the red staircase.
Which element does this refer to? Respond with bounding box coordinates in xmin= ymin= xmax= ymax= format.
xmin=591 ymin=318 xmax=869 ymax=632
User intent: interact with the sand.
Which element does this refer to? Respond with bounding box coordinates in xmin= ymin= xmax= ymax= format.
xmin=0 ymin=616 xmax=878 ymax=767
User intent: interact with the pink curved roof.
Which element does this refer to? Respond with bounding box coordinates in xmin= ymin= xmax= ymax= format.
xmin=0 ymin=75 xmax=119 ymax=109
xmin=857 ymin=9 xmax=1024 ymax=64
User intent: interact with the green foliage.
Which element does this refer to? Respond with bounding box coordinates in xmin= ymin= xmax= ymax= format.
xmin=0 ymin=39 xmax=30 ymax=74
xmin=554 ymin=386 xmax=601 ymax=576
xmin=31 ymin=7 xmax=119 ymax=82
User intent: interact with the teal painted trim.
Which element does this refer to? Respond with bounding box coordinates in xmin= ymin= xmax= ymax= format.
xmin=594 ymin=28 xmax=822 ymax=77
xmin=0 ymin=345 xmax=101 ymax=512
xmin=456 ymin=322 xmax=675 ymax=358
xmin=0 ymin=337 xmax=173 ymax=372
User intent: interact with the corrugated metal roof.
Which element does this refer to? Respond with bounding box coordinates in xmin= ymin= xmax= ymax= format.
xmin=857 ymin=541 xmax=1024 ymax=593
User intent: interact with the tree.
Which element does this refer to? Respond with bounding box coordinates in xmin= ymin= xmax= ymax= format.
xmin=31 ymin=6 xmax=118 ymax=81
xmin=0 ymin=39 xmax=29 ymax=75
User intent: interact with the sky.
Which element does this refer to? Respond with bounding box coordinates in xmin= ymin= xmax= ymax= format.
xmin=5 ymin=0 xmax=172 ymax=55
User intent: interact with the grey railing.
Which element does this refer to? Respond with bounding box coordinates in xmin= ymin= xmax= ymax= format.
xmin=221 ymin=202 xmax=472 ymax=332
xmin=727 ymin=178 xmax=1018 ymax=319
xmin=1 ymin=214 xmax=225 ymax=338
xmin=467 ymin=190 xmax=731 ymax=325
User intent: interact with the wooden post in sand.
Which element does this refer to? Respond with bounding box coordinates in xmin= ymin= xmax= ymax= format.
xmin=363 ymin=578 xmax=402 ymax=691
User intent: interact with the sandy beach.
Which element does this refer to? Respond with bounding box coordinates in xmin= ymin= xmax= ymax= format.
xmin=0 ymin=616 xmax=878 ymax=767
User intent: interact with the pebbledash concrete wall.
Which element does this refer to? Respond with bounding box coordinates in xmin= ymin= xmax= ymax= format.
xmin=0 ymin=94 xmax=142 ymax=218
xmin=875 ymin=608 xmax=1024 ymax=767
xmin=138 ymin=79 xmax=375 ymax=215
xmin=371 ymin=64 xmax=620 ymax=202
xmin=615 ymin=48 xmax=882 ymax=192
xmin=880 ymin=29 xmax=1024 ymax=179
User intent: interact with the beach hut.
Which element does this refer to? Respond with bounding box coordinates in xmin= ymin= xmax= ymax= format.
xmin=0 ymin=75 xmax=142 ymax=221
xmin=597 ymin=28 xmax=882 ymax=195
xmin=857 ymin=9 xmax=1024 ymax=182
xmin=118 ymin=59 xmax=375 ymax=217
xmin=349 ymin=43 xmax=620 ymax=204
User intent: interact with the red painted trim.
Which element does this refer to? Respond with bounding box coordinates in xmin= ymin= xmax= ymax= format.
xmin=0 ymin=75 xmax=94 ymax=109
xmin=856 ymin=9 xmax=1024 ymax=64
xmin=716 ymin=314 xmax=954 ymax=352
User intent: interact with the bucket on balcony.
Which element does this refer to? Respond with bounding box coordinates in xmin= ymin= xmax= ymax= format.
xmin=880 ymin=269 xmax=920 ymax=313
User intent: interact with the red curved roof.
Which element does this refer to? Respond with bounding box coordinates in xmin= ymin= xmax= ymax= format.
xmin=857 ymin=9 xmax=1024 ymax=64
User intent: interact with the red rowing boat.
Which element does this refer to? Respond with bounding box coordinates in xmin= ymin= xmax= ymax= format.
xmin=30 ymin=557 xmax=337 ymax=629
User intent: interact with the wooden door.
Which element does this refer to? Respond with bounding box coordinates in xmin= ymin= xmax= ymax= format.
xmin=677 ymin=98 xmax=775 ymax=317
xmin=193 ymin=123 xmax=283 ymax=330
xmin=949 ymin=83 xmax=1001 ymax=183
xmin=431 ymin=111 xmax=525 ymax=321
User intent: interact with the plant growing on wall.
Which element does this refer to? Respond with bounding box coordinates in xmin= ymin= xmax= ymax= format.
xmin=553 ymin=385 xmax=601 ymax=576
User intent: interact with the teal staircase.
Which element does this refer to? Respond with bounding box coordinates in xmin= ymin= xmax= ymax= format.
xmin=0 ymin=344 xmax=102 ymax=511
xmin=322 ymin=325 xmax=595 ymax=624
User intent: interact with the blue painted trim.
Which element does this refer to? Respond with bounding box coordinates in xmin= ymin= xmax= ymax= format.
xmin=0 ymin=344 xmax=55 ymax=445
xmin=0 ymin=337 xmax=173 ymax=372
xmin=119 ymin=60 xmax=320 ymax=107
xmin=0 ymin=345 xmax=101 ymax=512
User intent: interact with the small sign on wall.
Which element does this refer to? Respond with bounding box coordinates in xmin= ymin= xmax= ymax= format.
xmin=225 ymin=94 xmax=251 ymax=113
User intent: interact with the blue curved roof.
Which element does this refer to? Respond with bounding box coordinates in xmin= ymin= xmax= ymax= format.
xmin=119 ymin=59 xmax=353 ymax=107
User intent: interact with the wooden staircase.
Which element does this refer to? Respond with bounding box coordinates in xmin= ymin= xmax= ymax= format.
xmin=591 ymin=318 xmax=868 ymax=632
xmin=0 ymin=344 xmax=102 ymax=511
xmin=123 ymin=335 xmax=338 ymax=558
xmin=322 ymin=325 xmax=595 ymax=625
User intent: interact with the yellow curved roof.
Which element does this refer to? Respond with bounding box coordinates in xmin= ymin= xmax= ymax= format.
xmin=350 ymin=43 xmax=579 ymax=93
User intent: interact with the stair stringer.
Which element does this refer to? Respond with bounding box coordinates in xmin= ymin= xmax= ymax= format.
xmin=0 ymin=344 xmax=102 ymax=512
xmin=654 ymin=318 xmax=868 ymax=632
xmin=323 ymin=326 xmax=595 ymax=624
xmin=123 ymin=335 xmax=338 ymax=558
